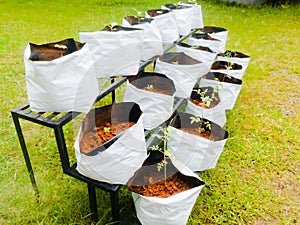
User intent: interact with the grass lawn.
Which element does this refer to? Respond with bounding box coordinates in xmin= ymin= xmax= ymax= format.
xmin=1 ymin=0 xmax=299 ymax=224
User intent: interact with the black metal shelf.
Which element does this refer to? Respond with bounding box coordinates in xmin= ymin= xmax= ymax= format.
xmin=11 ymin=29 xmax=199 ymax=224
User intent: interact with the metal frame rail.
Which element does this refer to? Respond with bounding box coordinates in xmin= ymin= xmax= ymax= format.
xmin=10 ymin=29 xmax=199 ymax=224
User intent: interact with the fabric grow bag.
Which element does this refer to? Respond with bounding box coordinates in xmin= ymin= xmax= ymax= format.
xmin=178 ymin=2 xmax=203 ymax=29
xmin=24 ymin=39 xmax=99 ymax=112
xmin=210 ymin=60 xmax=245 ymax=79
xmin=75 ymin=102 xmax=147 ymax=184
xmin=199 ymin=72 xmax=242 ymax=110
xmin=122 ymin=16 xmax=163 ymax=61
xmin=200 ymin=26 xmax=229 ymax=53
xmin=123 ymin=71 xmax=175 ymax=130
xmin=185 ymin=87 xmax=227 ymax=127
xmin=176 ymin=42 xmax=217 ymax=70
xmin=145 ymin=9 xmax=179 ymax=45
xmin=161 ymin=3 xmax=200 ymax=36
xmin=216 ymin=50 xmax=250 ymax=75
xmin=154 ymin=52 xmax=207 ymax=98
xmin=79 ymin=25 xmax=143 ymax=78
xmin=128 ymin=156 xmax=205 ymax=225
xmin=187 ymin=32 xmax=224 ymax=53
xmin=168 ymin=112 xmax=228 ymax=172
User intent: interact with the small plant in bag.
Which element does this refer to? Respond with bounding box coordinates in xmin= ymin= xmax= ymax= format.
xmin=225 ymin=61 xmax=234 ymax=70
xmin=145 ymin=84 xmax=154 ymax=90
xmin=103 ymin=126 xmax=110 ymax=133
xmin=132 ymin=8 xmax=143 ymax=23
xmin=171 ymin=60 xmax=179 ymax=65
xmin=149 ymin=127 xmax=173 ymax=185
xmin=194 ymin=84 xmax=222 ymax=108
xmin=107 ymin=22 xmax=118 ymax=31
xmin=220 ymin=74 xmax=232 ymax=82
xmin=222 ymin=50 xmax=242 ymax=58
xmin=190 ymin=115 xmax=211 ymax=134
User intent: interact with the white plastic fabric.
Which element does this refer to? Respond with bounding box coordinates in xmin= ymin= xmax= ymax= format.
xmin=161 ymin=4 xmax=200 ymax=36
xmin=145 ymin=10 xmax=178 ymax=45
xmin=179 ymin=3 xmax=203 ymax=29
xmin=187 ymin=30 xmax=228 ymax=53
xmin=123 ymin=81 xmax=174 ymax=130
xmin=131 ymin=159 xmax=204 ymax=225
xmin=199 ymin=77 xmax=242 ymax=110
xmin=185 ymin=98 xmax=227 ymax=127
xmin=168 ymin=125 xmax=228 ymax=172
xmin=205 ymin=30 xmax=228 ymax=53
xmin=187 ymin=35 xmax=225 ymax=53
xmin=210 ymin=61 xmax=245 ymax=79
xmin=122 ymin=18 xmax=163 ymax=61
xmin=176 ymin=44 xmax=217 ymax=71
xmin=79 ymin=29 xmax=143 ymax=78
xmin=216 ymin=53 xmax=250 ymax=75
xmin=24 ymin=43 xmax=99 ymax=112
xmin=154 ymin=54 xmax=208 ymax=98
xmin=74 ymin=114 xmax=147 ymax=184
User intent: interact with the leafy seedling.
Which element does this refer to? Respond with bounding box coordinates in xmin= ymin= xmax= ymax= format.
xmin=145 ymin=84 xmax=154 ymax=90
xmin=103 ymin=127 xmax=110 ymax=133
xmin=190 ymin=115 xmax=211 ymax=134
xmin=171 ymin=60 xmax=179 ymax=65
xmin=149 ymin=127 xmax=173 ymax=185
xmin=132 ymin=8 xmax=143 ymax=23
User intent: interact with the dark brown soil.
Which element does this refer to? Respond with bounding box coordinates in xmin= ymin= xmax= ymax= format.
xmin=217 ymin=50 xmax=249 ymax=58
xmin=192 ymin=98 xmax=219 ymax=109
xmin=211 ymin=61 xmax=242 ymax=70
xmin=129 ymin=172 xmax=199 ymax=198
xmin=129 ymin=72 xmax=176 ymax=96
xmin=202 ymin=72 xmax=242 ymax=85
xmin=147 ymin=9 xmax=168 ymax=17
xmin=142 ymin=86 xmax=173 ymax=95
xmin=79 ymin=120 xmax=135 ymax=154
xmin=29 ymin=39 xmax=83 ymax=61
xmin=180 ymin=127 xmax=218 ymax=141
xmin=190 ymin=87 xmax=220 ymax=109
xmin=170 ymin=112 xmax=228 ymax=142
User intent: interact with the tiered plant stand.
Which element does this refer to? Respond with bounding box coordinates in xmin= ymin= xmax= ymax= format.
xmin=11 ymin=77 xmax=124 ymax=222
xmin=11 ymin=29 xmax=199 ymax=224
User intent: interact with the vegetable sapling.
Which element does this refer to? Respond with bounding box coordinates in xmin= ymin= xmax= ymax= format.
xmin=149 ymin=127 xmax=173 ymax=185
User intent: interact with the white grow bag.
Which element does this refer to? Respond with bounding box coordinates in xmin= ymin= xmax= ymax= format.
xmin=201 ymin=26 xmax=229 ymax=53
xmin=123 ymin=72 xmax=175 ymax=130
xmin=122 ymin=17 xmax=163 ymax=61
xmin=176 ymin=43 xmax=217 ymax=71
xmin=216 ymin=50 xmax=251 ymax=75
xmin=154 ymin=52 xmax=208 ymax=98
xmin=199 ymin=72 xmax=243 ymax=110
xmin=75 ymin=102 xmax=147 ymax=184
xmin=24 ymin=40 xmax=99 ymax=112
xmin=79 ymin=26 xmax=143 ymax=78
xmin=146 ymin=9 xmax=179 ymax=45
xmin=168 ymin=112 xmax=228 ymax=172
xmin=185 ymin=87 xmax=227 ymax=127
xmin=128 ymin=157 xmax=205 ymax=225
xmin=210 ymin=60 xmax=245 ymax=79
xmin=161 ymin=3 xmax=202 ymax=36
xmin=187 ymin=33 xmax=224 ymax=53
xmin=179 ymin=3 xmax=203 ymax=29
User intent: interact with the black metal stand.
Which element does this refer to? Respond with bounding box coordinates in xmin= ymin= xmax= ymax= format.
xmin=11 ymin=29 xmax=199 ymax=224
xmin=11 ymin=78 xmax=125 ymax=223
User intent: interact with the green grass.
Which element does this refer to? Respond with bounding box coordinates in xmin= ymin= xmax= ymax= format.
xmin=1 ymin=0 xmax=299 ymax=224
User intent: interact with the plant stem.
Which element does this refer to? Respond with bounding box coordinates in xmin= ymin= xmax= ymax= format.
xmin=164 ymin=131 xmax=167 ymax=186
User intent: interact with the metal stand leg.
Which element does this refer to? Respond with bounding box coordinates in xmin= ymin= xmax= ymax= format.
xmin=87 ymin=183 xmax=98 ymax=222
xmin=53 ymin=126 xmax=70 ymax=172
xmin=111 ymin=78 xmax=115 ymax=103
xmin=110 ymin=191 xmax=120 ymax=222
xmin=11 ymin=112 xmax=40 ymax=199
